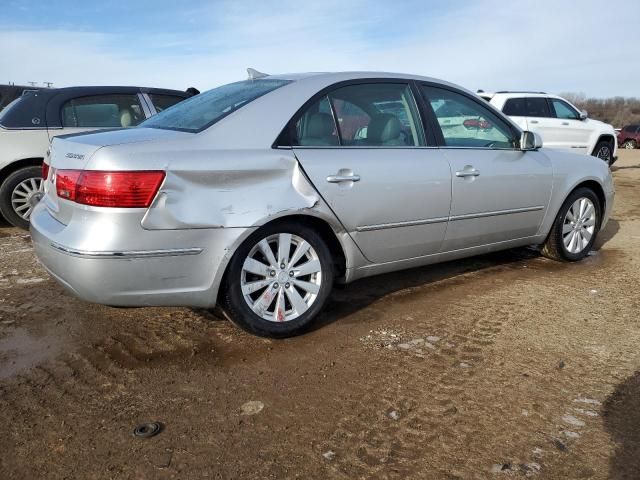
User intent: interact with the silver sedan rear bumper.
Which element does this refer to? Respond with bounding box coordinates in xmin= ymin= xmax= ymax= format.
xmin=30 ymin=203 xmax=249 ymax=308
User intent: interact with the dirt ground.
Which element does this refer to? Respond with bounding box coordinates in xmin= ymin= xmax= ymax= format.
xmin=1 ymin=150 xmax=639 ymax=480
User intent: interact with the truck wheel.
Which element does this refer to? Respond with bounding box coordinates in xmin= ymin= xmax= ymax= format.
xmin=0 ymin=166 xmax=44 ymax=230
xmin=593 ymin=141 xmax=613 ymax=165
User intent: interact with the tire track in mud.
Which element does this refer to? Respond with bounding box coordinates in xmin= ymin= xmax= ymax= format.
xmin=319 ymin=313 xmax=507 ymax=479
xmin=315 ymin=256 xmax=593 ymax=479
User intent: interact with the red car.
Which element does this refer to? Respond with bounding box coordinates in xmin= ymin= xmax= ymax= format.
xmin=618 ymin=124 xmax=640 ymax=149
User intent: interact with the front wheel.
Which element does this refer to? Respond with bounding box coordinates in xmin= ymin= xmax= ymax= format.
xmin=593 ymin=141 xmax=613 ymax=165
xmin=0 ymin=166 xmax=44 ymax=230
xmin=623 ymin=139 xmax=637 ymax=150
xmin=542 ymin=187 xmax=601 ymax=262
xmin=221 ymin=221 xmax=334 ymax=338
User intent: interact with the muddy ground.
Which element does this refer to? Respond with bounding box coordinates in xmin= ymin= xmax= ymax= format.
xmin=1 ymin=151 xmax=639 ymax=480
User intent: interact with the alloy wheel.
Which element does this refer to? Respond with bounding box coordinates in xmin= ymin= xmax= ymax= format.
xmin=624 ymin=141 xmax=636 ymax=150
xmin=562 ymin=197 xmax=596 ymax=254
xmin=595 ymin=145 xmax=611 ymax=163
xmin=10 ymin=177 xmax=44 ymax=221
xmin=240 ymin=233 xmax=323 ymax=322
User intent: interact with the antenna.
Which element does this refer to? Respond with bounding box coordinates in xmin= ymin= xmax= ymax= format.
xmin=247 ymin=68 xmax=269 ymax=80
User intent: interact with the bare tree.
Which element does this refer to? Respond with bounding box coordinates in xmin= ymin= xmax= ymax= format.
xmin=561 ymin=93 xmax=640 ymax=128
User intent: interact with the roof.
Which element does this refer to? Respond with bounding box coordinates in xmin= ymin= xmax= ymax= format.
xmin=0 ymin=85 xmax=192 ymax=129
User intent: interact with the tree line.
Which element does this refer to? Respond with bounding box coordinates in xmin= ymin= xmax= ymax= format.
xmin=561 ymin=93 xmax=640 ymax=128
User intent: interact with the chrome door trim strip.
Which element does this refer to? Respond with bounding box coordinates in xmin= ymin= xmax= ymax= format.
xmin=356 ymin=206 xmax=544 ymax=231
xmin=356 ymin=216 xmax=449 ymax=232
xmin=449 ymin=205 xmax=544 ymax=221
xmin=50 ymin=242 xmax=203 ymax=259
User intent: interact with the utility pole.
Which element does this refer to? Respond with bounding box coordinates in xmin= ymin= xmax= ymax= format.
xmin=28 ymin=81 xmax=37 ymax=87
xmin=44 ymin=82 xmax=53 ymax=88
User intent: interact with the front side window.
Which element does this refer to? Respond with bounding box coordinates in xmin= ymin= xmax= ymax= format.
xmin=422 ymin=86 xmax=516 ymax=149
xmin=141 ymin=79 xmax=291 ymax=133
xmin=551 ymin=99 xmax=579 ymax=120
xmin=62 ymin=94 xmax=145 ymax=128
xmin=149 ymin=94 xmax=186 ymax=113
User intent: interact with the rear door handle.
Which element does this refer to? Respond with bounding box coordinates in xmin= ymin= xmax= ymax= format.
xmin=327 ymin=174 xmax=360 ymax=183
xmin=456 ymin=169 xmax=480 ymax=178
xmin=530 ymin=120 xmax=539 ymax=124
xmin=562 ymin=122 xmax=570 ymax=126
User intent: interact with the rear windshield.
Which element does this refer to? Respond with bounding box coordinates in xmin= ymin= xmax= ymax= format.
xmin=0 ymin=98 xmax=21 ymax=123
xmin=140 ymin=79 xmax=291 ymax=133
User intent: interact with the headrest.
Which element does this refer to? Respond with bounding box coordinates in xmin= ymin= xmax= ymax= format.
xmin=120 ymin=108 xmax=133 ymax=127
xmin=368 ymin=113 xmax=402 ymax=143
xmin=306 ymin=112 xmax=334 ymax=138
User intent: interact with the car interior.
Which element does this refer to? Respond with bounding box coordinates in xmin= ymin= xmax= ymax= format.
xmin=295 ymin=83 xmax=423 ymax=147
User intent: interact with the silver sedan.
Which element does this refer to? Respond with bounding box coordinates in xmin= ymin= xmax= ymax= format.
xmin=31 ymin=71 xmax=614 ymax=337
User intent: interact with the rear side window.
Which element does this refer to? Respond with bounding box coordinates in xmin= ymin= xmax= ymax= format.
xmin=62 ymin=94 xmax=145 ymax=128
xmin=422 ymin=86 xmax=516 ymax=149
xmin=292 ymin=83 xmax=425 ymax=147
xmin=330 ymin=84 xmax=425 ymax=146
xmin=503 ymin=98 xmax=525 ymax=116
xmin=141 ymin=79 xmax=291 ymax=133
xmin=149 ymin=94 xmax=186 ymax=113
xmin=525 ymin=98 xmax=551 ymax=117
xmin=502 ymin=97 xmax=552 ymax=117
xmin=294 ymin=96 xmax=339 ymax=146
xmin=551 ymin=99 xmax=579 ymax=120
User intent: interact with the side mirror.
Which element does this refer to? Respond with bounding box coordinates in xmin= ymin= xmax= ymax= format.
xmin=520 ymin=131 xmax=543 ymax=151
xmin=579 ymin=110 xmax=588 ymax=120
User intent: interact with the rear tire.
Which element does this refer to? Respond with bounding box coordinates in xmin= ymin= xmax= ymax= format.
xmin=593 ymin=141 xmax=613 ymax=165
xmin=542 ymin=187 xmax=601 ymax=262
xmin=221 ymin=221 xmax=334 ymax=338
xmin=623 ymin=139 xmax=637 ymax=150
xmin=0 ymin=166 xmax=43 ymax=230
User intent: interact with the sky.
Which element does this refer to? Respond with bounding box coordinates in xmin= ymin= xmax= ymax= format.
xmin=1 ymin=0 xmax=637 ymax=98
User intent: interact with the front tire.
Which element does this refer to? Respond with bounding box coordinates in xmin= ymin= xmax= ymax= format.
xmin=542 ymin=187 xmax=601 ymax=262
xmin=221 ymin=221 xmax=334 ymax=338
xmin=623 ymin=139 xmax=637 ymax=150
xmin=0 ymin=166 xmax=44 ymax=230
xmin=593 ymin=141 xmax=613 ymax=165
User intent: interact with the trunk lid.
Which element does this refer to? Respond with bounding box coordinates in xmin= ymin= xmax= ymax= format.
xmin=43 ymin=127 xmax=184 ymax=225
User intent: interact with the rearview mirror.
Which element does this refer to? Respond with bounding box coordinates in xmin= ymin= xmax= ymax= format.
xmin=579 ymin=110 xmax=588 ymax=120
xmin=520 ymin=131 xmax=543 ymax=151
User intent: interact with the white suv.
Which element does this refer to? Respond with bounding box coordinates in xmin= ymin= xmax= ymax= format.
xmin=479 ymin=91 xmax=617 ymax=165
xmin=0 ymin=86 xmax=193 ymax=229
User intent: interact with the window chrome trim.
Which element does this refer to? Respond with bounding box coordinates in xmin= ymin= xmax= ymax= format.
xmin=50 ymin=242 xmax=203 ymax=259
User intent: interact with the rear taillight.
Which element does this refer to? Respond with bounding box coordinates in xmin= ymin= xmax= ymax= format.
xmin=42 ymin=162 xmax=50 ymax=180
xmin=55 ymin=170 xmax=165 ymax=208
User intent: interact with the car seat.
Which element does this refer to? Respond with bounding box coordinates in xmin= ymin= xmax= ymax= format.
xmin=366 ymin=113 xmax=405 ymax=146
xmin=299 ymin=113 xmax=338 ymax=146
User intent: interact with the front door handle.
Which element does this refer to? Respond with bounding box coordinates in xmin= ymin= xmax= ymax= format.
xmin=456 ymin=168 xmax=480 ymax=178
xmin=530 ymin=120 xmax=539 ymax=124
xmin=562 ymin=122 xmax=570 ymax=126
xmin=327 ymin=174 xmax=361 ymax=183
